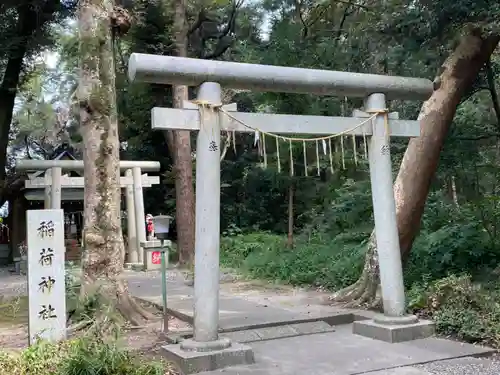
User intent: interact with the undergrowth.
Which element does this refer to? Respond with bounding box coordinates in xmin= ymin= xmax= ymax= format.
xmin=408 ymin=274 xmax=500 ymax=347
xmin=221 ymin=231 xmax=365 ymax=290
xmin=0 ymin=335 xmax=171 ymax=375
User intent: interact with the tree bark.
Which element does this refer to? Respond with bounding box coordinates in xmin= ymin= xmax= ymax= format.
xmin=77 ymin=0 xmax=152 ymax=325
xmin=330 ymin=31 xmax=500 ymax=308
xmin=169 ymin=0 xmax=196 ymax=266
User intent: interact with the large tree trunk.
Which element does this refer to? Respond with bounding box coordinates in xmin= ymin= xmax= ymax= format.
xmin=169 ymin=0 xmax=196 ymax=266
xmin=77 ymin=0 xmax=152 ymax=326
xmin=330 ymin=31 xmax=500 ymax=308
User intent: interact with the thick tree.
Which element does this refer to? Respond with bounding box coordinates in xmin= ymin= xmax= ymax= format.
xmin=330 ymin=30 xmax=500 ymax=307
xmin=168 ymin=0 xmax=196 ymax=266
xmin=77 ymin=0 xmax=152 ymax=325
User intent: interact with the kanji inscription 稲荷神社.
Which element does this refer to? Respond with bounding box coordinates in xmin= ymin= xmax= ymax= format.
xmin=27 ymin=209 xmax=66 ymax=344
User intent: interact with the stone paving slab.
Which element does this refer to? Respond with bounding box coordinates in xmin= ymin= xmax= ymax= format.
xmin=163 ymin=295 xmax=303 ymax=328
xmin=196 ymin=325 xmax=495 ymax=375
xmin=222 ymin=321 xmax=335 ymax=343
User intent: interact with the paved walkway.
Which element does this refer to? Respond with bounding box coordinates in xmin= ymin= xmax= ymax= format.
xmin=0 ymin=267 xmax=498 ymax=374
xmin=125 ymin=269 xmax=500 ymax=375
xmin=126 ymin=269 xmax=362 ymax=331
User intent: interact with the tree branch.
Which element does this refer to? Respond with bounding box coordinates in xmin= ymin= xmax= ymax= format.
xmin=334 ymin=4 xmax=355 ymax=47
xmin=200 ymin=0 xmax=243 ymax=60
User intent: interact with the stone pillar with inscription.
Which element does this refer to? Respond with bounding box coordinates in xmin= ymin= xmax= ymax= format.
xmin=27 ymin=209 xmax=66 ymax=344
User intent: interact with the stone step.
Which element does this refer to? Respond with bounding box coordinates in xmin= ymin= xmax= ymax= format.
xmin=222 ymin=320 xmax=334 ymax=343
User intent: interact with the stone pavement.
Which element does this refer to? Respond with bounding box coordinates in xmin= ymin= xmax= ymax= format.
xmin=125 ymin=269 xmax=499 ymax=375
xmin=1 ymin=266 xmax=497 ymax=374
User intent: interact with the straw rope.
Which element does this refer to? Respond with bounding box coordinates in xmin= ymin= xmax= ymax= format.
xmin=190 ymin=99 xmax=390 ymax=142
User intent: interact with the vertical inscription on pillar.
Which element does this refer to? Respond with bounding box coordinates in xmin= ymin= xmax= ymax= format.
xmin=208 ymin=140 xmax=218 ymax=152
xmin=27 ymin=209 xmax=66 ymax=344
xmin=380 ymin=145 xmax=390 ymax=156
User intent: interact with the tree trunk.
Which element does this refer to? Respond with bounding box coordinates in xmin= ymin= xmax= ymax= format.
xmin=330 ymin=31 xmax=500 ymax=308
xmin=168 ymin=0 xmax=196 ymax=266
xmin=77 ymin=0 xmax=152 ymax=326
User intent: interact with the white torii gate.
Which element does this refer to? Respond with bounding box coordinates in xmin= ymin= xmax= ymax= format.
xmin=16 ymin=160 xmax=161 ymax=264
xmin=128 ymin=53 xmax=435 ymax=366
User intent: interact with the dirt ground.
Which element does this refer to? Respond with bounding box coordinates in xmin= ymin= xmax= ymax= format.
xmin=0 ymin=266 xmax=190 ymax=353
xmin=0 ymin=310 xmax=190 ymax=352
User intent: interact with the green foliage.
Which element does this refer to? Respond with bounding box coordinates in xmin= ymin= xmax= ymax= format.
xmin=405 ymin=192 xmax=500 ymax=285
xmin=0 ymin=336 xmax=166 ymax=375
xmin=408 ymin=275 xmax=500 ymax=347
xmin=220 ymin=178 xmax=373 ymax=289
xmin=221 ymin=231 xmax=364 ymax=289
xmin=58 ymin=339 xmax=164 ymax=375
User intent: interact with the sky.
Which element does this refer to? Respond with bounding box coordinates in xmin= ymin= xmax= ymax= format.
xmin=44 ymin=51 xmax=59 ymax=69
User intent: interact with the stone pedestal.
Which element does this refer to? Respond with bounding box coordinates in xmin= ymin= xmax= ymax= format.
xmin=161 ymin=340 xmax=254 ymax=374
xmin=353 ymin=314 xmax=435 ymax=343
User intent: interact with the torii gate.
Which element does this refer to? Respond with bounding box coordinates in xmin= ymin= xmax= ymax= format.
xmin=128 ymin=53 xmax=434 ymax=371
xmin=16 ymin=159 xmax=160 ymax=265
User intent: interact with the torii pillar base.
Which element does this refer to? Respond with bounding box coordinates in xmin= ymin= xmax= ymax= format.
xmin=353 ymin=314 xmax=435 ymax=343
xmin=161 ymin=338 xmax=254 ymax=374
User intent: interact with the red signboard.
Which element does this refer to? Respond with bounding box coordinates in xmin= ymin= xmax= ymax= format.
xmin=151 ymin=251 xmax=161 ymax=265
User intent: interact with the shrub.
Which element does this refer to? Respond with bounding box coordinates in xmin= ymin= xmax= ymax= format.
xmin=408 ymin=274 xmax=500 ymax=347
xmin=0 ymin=336 xmax=167 ymax=375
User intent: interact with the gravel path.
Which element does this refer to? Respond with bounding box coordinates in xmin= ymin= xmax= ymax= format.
xmin=415 ymin=357 xmax=500 ymax=375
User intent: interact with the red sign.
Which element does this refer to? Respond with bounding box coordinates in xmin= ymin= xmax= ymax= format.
xmin=152 ymin=251 xmax=161 ymax=265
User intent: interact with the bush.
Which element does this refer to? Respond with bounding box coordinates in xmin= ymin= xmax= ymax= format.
xmin=405 ymin=222 xmax=497 ymax=286
xmin=408 ymin=274 xmax=500 ymax=347
xmin=0 ymin=336 xmax=168 ymax=375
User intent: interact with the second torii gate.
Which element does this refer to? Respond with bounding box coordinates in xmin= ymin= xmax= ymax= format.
xmin=129 ymin=53 xmax=434 ymax=372
xmin=17 ymin=160 xmax=161 ymax=265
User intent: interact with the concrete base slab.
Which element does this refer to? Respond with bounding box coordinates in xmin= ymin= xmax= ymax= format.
xmin=195 ymin=326 xmax=495 ymax=375
xmin=353 ymin=318 xmax=435 ymax=343
xmin=161 ymin=342 xmax=255 ymax=374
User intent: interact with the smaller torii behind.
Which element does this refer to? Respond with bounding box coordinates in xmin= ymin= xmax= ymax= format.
xmin=16 ymin=159 xmax=160 ymax=266
xmin=129 ymin=53 xmax=434 ymax=373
